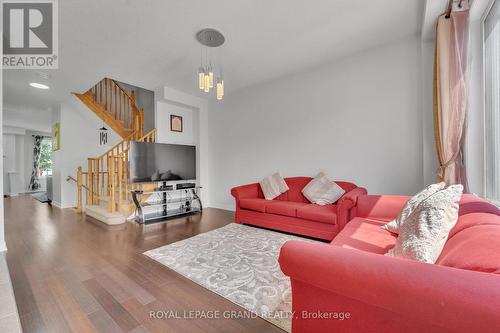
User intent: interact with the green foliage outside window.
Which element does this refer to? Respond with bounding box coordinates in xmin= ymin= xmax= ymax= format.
xmin=39 ymin=139 xmax=52 ymax=173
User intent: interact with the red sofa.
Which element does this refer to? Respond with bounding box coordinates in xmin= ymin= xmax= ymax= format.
xmin=279 ymin=194 xmax=500 ymax=333
xmin=231 ymin=177 xmax=367 ymax=241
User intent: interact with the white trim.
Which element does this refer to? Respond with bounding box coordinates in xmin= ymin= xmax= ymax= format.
xmin=0 ymin=242 xmax=7 ymax=252
xmin=51 ymin=201 xmax=63 ymax=208
xmin=481 ymin=0 xmax=499 ymax=198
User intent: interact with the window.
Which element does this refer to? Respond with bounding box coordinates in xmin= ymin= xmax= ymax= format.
xmin=485 ymin=0 xmax=500 ymax=204
xmin=39 ymin=138 xmax=52 ymax=177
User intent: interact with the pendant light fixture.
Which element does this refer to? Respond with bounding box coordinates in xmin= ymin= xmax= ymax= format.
xmin=196 ymin=28 xmax=225 ymax=100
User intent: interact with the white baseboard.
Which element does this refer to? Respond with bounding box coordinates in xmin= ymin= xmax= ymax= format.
xmin=51 ymin=201 xmax=63 ymax=208
xmin=206 ymin=202 xmax=235 ymax=212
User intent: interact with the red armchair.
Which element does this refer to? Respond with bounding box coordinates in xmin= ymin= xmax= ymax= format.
xmin=231 ymin=177 xmax=367 ymax=241
xmin=279 ymin=194 xmax=500 ymax=333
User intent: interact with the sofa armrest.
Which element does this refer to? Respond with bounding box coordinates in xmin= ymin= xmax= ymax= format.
xmin=230 ymin=183 xmax=261 ymax=200
xmin=336 ymin=187 xmax=367 ymax=230
xmin=355 ymin=194 xmax=409 ymax=220
xmin=279 ymin=240 xmax=500 ymax=332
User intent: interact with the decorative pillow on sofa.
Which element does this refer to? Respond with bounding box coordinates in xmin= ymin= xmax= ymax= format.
xmin=259 ymin=172 xmax=289 ymax=200
xmin=301 ymin=172 xmax=345 ymax=206
xmin=382 ymin=182 xmax=446 ymax=234
xmin=386 ymin=184 xmax=463 ymax=264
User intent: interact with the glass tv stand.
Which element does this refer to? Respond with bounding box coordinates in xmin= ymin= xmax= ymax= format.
xmin=131 ymin=184 xmax=202 ymax=224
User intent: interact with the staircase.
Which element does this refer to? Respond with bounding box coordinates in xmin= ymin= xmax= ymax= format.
xmin=68 ymin=78 xmax=157 ymax=224
xmin=73 ymin=78 xmax=145 ymax=139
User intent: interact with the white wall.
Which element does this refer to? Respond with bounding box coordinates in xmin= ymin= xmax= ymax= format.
xmin=421 ymin=40 xmax=439 ymax=186
xmin=51 ymin=97 xmax=121 ymax=208
xmin=156 ymin=101 xmax=196 ymax=145
xmin=154 ymin=87 xmax=209 ymax=203
xmin=208 ymin=36 xmax=423 ymax=210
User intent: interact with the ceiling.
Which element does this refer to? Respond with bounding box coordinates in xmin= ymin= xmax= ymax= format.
xmin=3 ymin=0 xmax=424 ymax=118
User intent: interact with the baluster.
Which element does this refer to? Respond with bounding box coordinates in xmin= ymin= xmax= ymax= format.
xmin=96 ymin=159 xmax=100 ymax=205
xmin=88 ymin=159 xmax=93 ymax=205
xmin=118 ymin=156 xmax=123 ymax=212
xmin=76 ymin=166 xmax=83 ymax=213
xmin=125 ymin=150 xmax=129 ymax=200
xmin=108 ymin=156 xmax=115 ymax=212
xmin=104 ymin=78 xmax=107 ymax=111
xmin=119 ymin=90 xmax=122 ymax=122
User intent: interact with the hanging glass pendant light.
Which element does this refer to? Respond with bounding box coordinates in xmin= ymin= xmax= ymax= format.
xmin=198 ymin=67 xmax=205 ymax=90
xmin=208 ymin=66 xmax=214 ymax=88
xmin=196 ymin=28 xmax=225 ymax=101
xmin=216 ymin=78 xmax=224 ymax=100
xmin=204 ymin=71 xmax=210 ymax=93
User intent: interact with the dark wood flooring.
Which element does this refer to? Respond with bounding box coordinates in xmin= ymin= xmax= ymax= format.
xmin=4 ymin=195 xmax=284 ymax=333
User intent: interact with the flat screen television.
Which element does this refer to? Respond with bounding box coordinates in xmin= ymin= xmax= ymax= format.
xmin=129 ymin=142 xmax=196 ymax=183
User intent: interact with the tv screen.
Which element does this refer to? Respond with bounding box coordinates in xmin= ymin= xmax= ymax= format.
xmin=129 ymin=142 xmax=196 ymax=183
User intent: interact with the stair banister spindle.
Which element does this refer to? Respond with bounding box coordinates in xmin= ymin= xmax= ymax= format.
xmin=104 ymin=78 xmax=108 ymax=110
xmin=118 ymin=156 xmax=123 ymax=212
xmin=119 ymin=90 xmax=122 ymax=121
xmin=96 ymin=158 xmax=100 ymax=204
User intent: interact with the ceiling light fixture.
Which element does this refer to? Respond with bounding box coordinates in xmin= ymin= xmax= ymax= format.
xmin=29 ymin=82 xmax=49 ymax=89
xmin=196 ymin=28 xmax=225 ymax=100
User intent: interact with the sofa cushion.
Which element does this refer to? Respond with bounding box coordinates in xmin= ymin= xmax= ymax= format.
xmin=239 ymin=198 xmax=269 ymax=213
xmin=266 ymin=201 xmax=308 ymax=217
xmin=297 ymin=204 xmax=337 ymax=224
xmin=436 ymin=212 xmax=500 ymax=274
xmin=284 ymin=177 xmax=313 ymax=203
xmin=437 ymin=224 xmax=500 ymax=274
xmin=331 ymin=217 xmax=397 ymax=254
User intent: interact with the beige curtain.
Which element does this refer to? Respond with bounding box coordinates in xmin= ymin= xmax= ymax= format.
xmin=433 ymin=8 xmax=469 ymax=191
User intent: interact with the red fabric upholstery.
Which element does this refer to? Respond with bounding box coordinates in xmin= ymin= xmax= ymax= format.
xmin=330 ymin=217 xmax=396 ymax=254
xmin=458 ymin=194 xmax=500 ymax=216
xmin=336 ymin=187 xmax=368 ymax=229
xmin=231 ymin=177 xmax=366 ymax=240
xmin=237 ymin=209 xmax=338 ymax=240
xmin=238 ymin=198 xmax=269 ymax=213
xmin=266 ymin=201 xmax=308 ymax=217
xmin=297 ymin=204 xmax=337 ymax=224
xmin=279 ymin=195 xmax=500 ymax=333
xmin=436 ymin=212 xmax=500 ymax=274
xmin=283 ymin=177 xmax=312 ymax=203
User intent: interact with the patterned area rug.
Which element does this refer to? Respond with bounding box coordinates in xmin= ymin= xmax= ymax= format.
xmin=144 ymin=223 xmax=317 ymax=332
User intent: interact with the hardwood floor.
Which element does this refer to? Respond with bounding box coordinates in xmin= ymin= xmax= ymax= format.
xmin=4 ymin=195 xmax=284 ymax=333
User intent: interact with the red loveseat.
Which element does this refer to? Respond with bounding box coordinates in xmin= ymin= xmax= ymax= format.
xmin=279 ymin=194 xmax=500 ymax=333
xmin=230 ymin=177 xmax=367 ymax=241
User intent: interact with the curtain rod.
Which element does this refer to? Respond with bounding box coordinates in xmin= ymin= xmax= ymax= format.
xmin=445 ymin=0 xmax=467 ymax=19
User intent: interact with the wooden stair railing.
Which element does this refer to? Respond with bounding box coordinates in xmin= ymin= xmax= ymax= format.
xmin=68 ymin=128 xmax=157 ymax=214
xmin=73 ymin=77 xmax=145 ymax=139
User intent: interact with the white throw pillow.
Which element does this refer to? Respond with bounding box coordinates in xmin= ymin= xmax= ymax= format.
xmin=301 ymin=172 xmax=345 ymax=206
xmin=259 ymin=172 xmax=289 ymax=200
xmin=386 ymin=184 xmax=463 ymax=264
xmin=382 ymin=182 xmax=446 ymax=234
